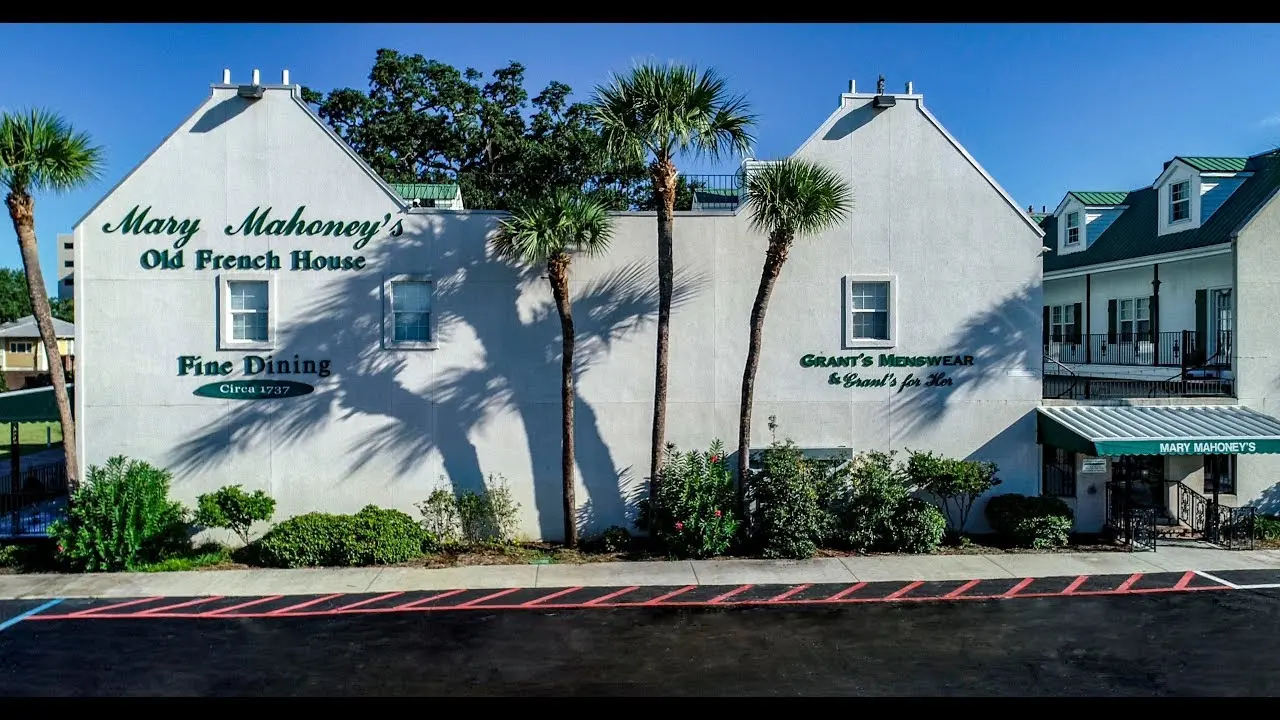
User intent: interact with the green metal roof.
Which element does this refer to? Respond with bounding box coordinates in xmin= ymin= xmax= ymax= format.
xmin=1176 ymin=156 xmax=1248 ymax=173
xmin=390 ymin=183 xmax=459 ymax=201
xmin=1038 ymin=404 xmax=1280 ymax=456
xmin=1042 ymin=151 xmax=1280 ymax=273
xmin=0 ymin=385 xmax=73 ymax=423
xmin=1068 ymin=191 xmax=1129 ymax=207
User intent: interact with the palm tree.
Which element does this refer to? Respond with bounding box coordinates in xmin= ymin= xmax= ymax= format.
xmin=0 ymin=109 xmax=103 ymax=488
xmin=736 ymin=159 xmax=852 ymax=485
xmin=492 ymin=189 xmax=614 ymax=548
xmin=592 ymin=62 xmax=755 ymax=500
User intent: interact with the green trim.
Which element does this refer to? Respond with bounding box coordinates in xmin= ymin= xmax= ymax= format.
xmin=1069 ymin=191 xmax=1129 ymax=207
xmin=1038 ymin=412 xmax=1099 ymax=456
xmin=1177 ymin=156 xmax=1248 ymax=173
xmin=1093 ymin=438 xmax=1280 ymax=456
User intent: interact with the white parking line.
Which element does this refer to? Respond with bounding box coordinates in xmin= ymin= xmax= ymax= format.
xmin=1194 ymin=570 xmax=1240 ymax=589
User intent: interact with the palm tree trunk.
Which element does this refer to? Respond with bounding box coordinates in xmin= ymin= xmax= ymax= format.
xmin=649 ymin=157 xmax=678 ymax=509
xmin=548 ymin=254 xmax=578 ymax=548
xmin=737 ymin=236 xmax=791 ymax=489
xmin=5 ymin=191 xmax=78 ymax=488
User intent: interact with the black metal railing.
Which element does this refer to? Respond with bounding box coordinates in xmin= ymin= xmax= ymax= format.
xmin=430 ymin=172 xmax=746 ymax=212
xmin=1214 ymin=505 xmax=1256 ymax=550
xmin=1105 ymin=482 xmax=1158 ymax=551
xmin=1173 ymin=481 xmax=1208 ymax=535
xmin=1 ymin=461 xmax=69 ymax=538
xmin=1043 ymin=376 xmax=1234 ymax=400
xmin=1044 ymin=330 xmax=1232 ymax=369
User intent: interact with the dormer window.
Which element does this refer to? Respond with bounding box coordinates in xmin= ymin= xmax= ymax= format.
xmin=1170 ymin=180 xmax=1190 ymax=223
xmin=1066 ymin=212 xmax=1080 ymax=245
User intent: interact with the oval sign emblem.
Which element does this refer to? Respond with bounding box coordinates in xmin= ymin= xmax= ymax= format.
xmin=193 ymin=380 xmax=315 ymax=400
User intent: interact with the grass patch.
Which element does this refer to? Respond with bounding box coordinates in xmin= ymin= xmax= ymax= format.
xmin=134 ymin=543 xmax=239 ymax=573
xmin=0 ymin=421 xmax=63 ymax=460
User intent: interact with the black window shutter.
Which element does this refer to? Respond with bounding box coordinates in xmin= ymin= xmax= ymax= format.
xmin=1072 ymin=302 xmax=1083 ymax=343
xmin=1043 ymin=306 xmax=1050 ymax=346
xmin=1107 ymin=299 xmax=1118 ymax=344
xmin=1194 ymin=289 xmax=1208 ymax=365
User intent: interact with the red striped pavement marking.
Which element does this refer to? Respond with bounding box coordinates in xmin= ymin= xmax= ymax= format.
xmin=642 ymin=585 xmax=697 ymax=606
xmin=391 ymin=588 xmax=469 ymax=610
xmin=267 ymin=593 xmax=346 ymax=616
xmin=333 ymin=592 xmax=405 ymax=612
xmin=1062 ymin=575 xmax=1089 ymax=595
xmin=454 ymin=588 xmax=522 ymax=608
xmin=708 ymin=585 xmax=753 ymax=604
xmin=137 ymin=596 xmax=226 ymax=616
xmin=825 ymin=582 xmax=868 ymax=601
xmin=1115 ymin=573 xmax=1143 ymax=592
xmin=583 ymin=586 xmax=639 ymax=606
xmin=943 ymin=579 xmax=982 ymax=599
xmin=1173 ymin=571 xmax=1195 ymax=590
xmin=884 ymin=581 xmax=924 ymax=601
xmin=201 ymin=596 xmax=284 ymax=617
xmin=1003 ymin=578 xmax=1035 ymax=598
xmin=67 ymin=597 xmax=165 ymax=617
xmin=522 ymin=587 xmax=583 ymax=607
xmin=767 ymin=584 xmax=812 ymax=603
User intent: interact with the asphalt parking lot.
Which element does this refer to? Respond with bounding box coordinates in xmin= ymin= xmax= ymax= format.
xmin=2 ymin=571 xmax=1279 ymax=696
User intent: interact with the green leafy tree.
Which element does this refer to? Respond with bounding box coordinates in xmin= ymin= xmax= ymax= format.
xmin=492 ymin=190 xmax=613 ymax=547
xmin=735 ymin=159 xmax=852 ymax=486
xmin=301 ymin=49 xmax=648 ymax=211
xmin=907 ymin=450 xmax=1002 ymax=534
xmin=592 ymin=62 xmax=756 ymax=496
xmin=0 ymin=109 xmax=103 ymax=487
xmin=50 ymin=296 xmax=72 ymax=323
xmin=194 ymin=484 xmax=277 ymax=546
xmin=0 ymin=268 xmax=31 ymax=322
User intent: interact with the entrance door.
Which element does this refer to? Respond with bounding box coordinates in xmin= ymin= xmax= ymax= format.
xmin=1111 ymin=455 xmax=1166 ymax=512
xmin=1209 ymin=289 xmax=1232 ymax=362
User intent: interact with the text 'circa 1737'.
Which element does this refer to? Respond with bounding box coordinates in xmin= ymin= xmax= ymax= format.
xmin=101 ymin=204 xmax=406 ymax=273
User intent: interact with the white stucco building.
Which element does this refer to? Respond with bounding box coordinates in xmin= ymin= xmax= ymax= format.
xmin=69 ymin=69 xmax=1050 ymax=541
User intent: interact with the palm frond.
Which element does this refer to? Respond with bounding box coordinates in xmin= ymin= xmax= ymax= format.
xmin=745 ymin=158 xmax=853 ymax=240
xmin=492 ymin=189 xmax=615 ymax=266
xmin=591 ymin=61 xmax=756 ymax=166
xmin=0 ymin=108 xmax=104 ymax=195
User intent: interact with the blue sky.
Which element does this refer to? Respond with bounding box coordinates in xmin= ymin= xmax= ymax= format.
xmin=2 ymin=23 xmax=1279 ymax=293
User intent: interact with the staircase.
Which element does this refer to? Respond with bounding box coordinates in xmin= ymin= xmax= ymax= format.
xmin=1161 ymin=481 xmax=1256 ymax=550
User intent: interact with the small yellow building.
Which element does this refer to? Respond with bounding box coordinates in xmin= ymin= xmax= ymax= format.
xmin=0 ymin=316 xmax=75 ymax=390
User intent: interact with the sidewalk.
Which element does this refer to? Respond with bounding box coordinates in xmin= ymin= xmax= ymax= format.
xmin=5 ymin=543 xmax=1280 ymax=600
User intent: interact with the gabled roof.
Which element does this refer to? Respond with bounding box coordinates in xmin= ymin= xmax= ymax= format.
xmin=0 ymin=316 xmax=74 ymax=339
xmin=1174 ymin=156 xmax=1248 ymax=173
xmin=1043 ymin=150 xmax=1280 ymax=273
xmin=1068 ymin=191 xmax=1128 ymax=207
xmin=390 ymin=183 xmax=460 ymax=201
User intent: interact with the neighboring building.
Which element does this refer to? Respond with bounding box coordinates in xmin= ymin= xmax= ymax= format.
xmin=72 ymin=69 xmax=1044 ymax=540
xmin=388 ymin=183 xmax=464 ymax=210
xmin=1038 ymin=152 xmax=1280 ymax=543
xmin=57 ymin=233 xmax=74 ymax=300
xmin=0 ymin=316 xmax=75 ymax=390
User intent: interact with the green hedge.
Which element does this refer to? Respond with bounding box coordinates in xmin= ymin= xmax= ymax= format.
xmin=257 ymin=505 xmax=437 ymax=568
xmin=985 ymin=494 xmax=1074 ymax=549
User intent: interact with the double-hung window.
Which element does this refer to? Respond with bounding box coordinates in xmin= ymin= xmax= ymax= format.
xmin=219 ymin=275 xmax=274 ymax=350
xmin=1170 ymin=180 xmax=1190 ymax=223
xmin=1066 ymin=212 xmax=1080 ymax=245
xmin=1050 ymin=304 xmax=1077 ymax=343
xmin=1117 ymin=297 xmax=1150 ymax=341
xmin=385 ymin=275 xmax=436 ymax=349
xmin=844 ymin=277 xmax=893 ymax=346
xmin=1204 ymin=455 xmax=1236 ymax=495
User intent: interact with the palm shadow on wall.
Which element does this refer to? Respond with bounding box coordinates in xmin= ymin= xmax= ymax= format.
xmin=892 ymin=282 xmax=1043 ymax=464
xmin=170 ymin=213 xmax=706 ymax=540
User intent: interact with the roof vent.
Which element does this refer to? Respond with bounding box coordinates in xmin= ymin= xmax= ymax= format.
xmin=872 ymin=95 xmax=896 ymax=109
xmin=237 ymin=68 xmax=264 ymax=100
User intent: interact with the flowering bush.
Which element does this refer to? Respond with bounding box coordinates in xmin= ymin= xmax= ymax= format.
xmin=647 ymin=440 xmax=740 ymax=558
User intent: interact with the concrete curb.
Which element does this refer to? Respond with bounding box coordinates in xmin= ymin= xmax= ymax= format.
xmin=3 ymin=547 xmax=1280 ymax=600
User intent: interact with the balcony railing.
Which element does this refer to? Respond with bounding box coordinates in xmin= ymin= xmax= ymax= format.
xmin=1044 ymin=330 xmax=1231 ymax=369
xmin=1044 ymin=376 xmax=1234 ymax=400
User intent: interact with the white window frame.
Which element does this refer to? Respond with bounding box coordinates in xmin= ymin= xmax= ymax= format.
xmin=1116 ymin=296 xmax=1151 ymax=339
xmin=1170 ymin=180 xmax=1191 ymax=224
xmin=1049 ymin=304 xmax=1077 ymax=343
xmin=843 ymin=275 xmax=896 ymax=349
xmin=217 ymin=274 xmax=277 ymax=351
xmin=383 ymin=274 xmax=437 ymax=350
xmin=1065 ymin=212 xmax=1081 ymax=245
xmin=7 ymin=341 xmax=32 ymax=354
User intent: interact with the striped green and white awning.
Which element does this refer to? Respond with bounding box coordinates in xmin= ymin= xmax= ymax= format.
xmin=1037 ymin=404 xmax=1280 ymax=456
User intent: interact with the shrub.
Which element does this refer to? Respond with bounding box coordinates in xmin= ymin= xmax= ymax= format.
xmin=51 ymin=456 xmax=190 ymax=572
xmin=887 ymin=498 xmax=947 ymax=554
xmin=257 ymin=505 xmax=437 ymax=568
xmin=194 ymin=485 xmax=276 ymax=546
xmin=1255 ymin=514 xmax=1280 ymax=542
xmin=833 ymin=451 xmax=909 ymax=552
xmin=599 ymin=525 xmax=632 ymax=553
xmin=985 ymin=494 xmax=1074 ymax=549
xmin=907 ymin=451 xmax=1001 ymax=535
xmin=649 ymin=440 xmax=741 ymax=559
xmin=417 ymin=476 xmax=521 ymax=547
xmin=746 ymin=439 xmax=823 ymax=559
